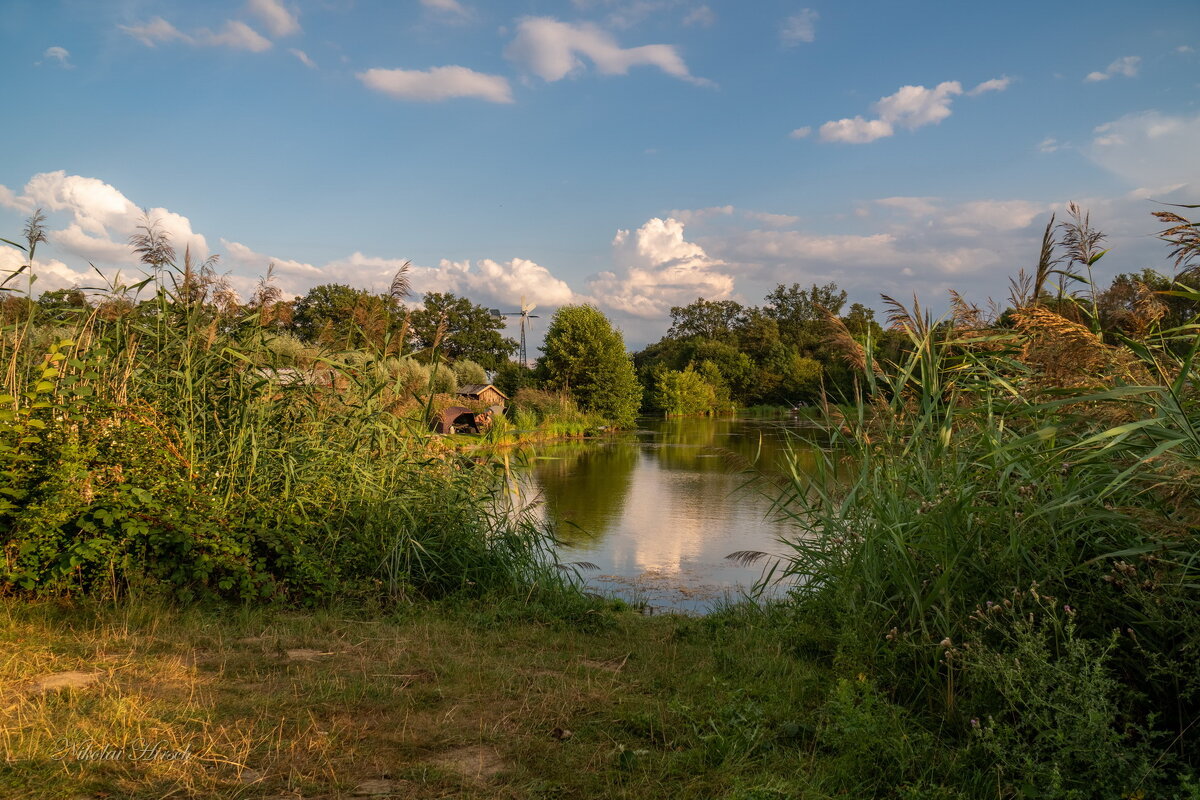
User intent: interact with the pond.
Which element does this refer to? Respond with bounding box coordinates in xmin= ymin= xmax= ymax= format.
xmin=511 ymin=415 xmax=826 ymax=612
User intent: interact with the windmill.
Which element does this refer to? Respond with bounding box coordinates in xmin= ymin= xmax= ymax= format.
xmin=491 ymin=297 xmax=539 ymax=368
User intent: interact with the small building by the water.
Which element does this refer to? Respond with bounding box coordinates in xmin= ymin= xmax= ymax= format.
xmin=456 ymin=383 xmax=509 ymax=408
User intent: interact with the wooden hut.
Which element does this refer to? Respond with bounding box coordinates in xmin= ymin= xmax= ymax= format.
xmin=456 ymin=383 xmax=509 ymax=409
xmin=435 ymin=406 xmax=480 ymax=434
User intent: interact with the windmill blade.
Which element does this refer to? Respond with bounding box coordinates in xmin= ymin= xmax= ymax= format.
xmin=523 ymin=302 xmax=537 ymax=314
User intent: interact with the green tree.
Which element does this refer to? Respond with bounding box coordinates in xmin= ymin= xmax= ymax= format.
xmin=653 ymin=365 xmax=718 ymax=416
xmin=36 ymin=288 xmax=90 ymax=324
xmin=409 ymin=292 xmax=517 ymax=371
xmin=452 ymin=358 xmax=488 ymax=386
xmin=667 ymin=298 xmax=745 ymax=341
xmin=292 ymin=283 xmax=404 ymax=350
xmin=538 ymin=305 xmax=642 ymax=426
xmin=765 ymin=282 xmax=847 ymax=350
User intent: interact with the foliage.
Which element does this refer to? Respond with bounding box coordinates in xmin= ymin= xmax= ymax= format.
xmin=409 ymin=292 xmax=516 ymax=371
xmin=0 ymin=215 xmax=565 ymax=605
xmin=651 ymin=365 xmax=720 ymax=416
xmin=764 ymin=205 xmax=1200 ymax=795
xmin=538 ymin=304 xmax=642 ymax=427
xmin=452 ymin=358 xmax=488 ymax=386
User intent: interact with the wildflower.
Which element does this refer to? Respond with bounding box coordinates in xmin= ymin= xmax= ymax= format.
xmin=1063 ymin=604 xmax=1075 ymax=616
xmin=939 ymin=637 xmax=952 ymax=648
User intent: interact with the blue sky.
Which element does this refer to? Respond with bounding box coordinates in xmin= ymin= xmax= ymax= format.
xmin=1 ymin=0 xmax=1198 ymax=346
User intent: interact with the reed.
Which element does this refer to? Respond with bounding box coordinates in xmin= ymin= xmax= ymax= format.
xmin=1 ymin=214 xmax=568 ymax=605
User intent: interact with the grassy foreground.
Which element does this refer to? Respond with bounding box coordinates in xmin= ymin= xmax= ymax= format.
xmin=1 ymin=599 xmax=832 ymax=800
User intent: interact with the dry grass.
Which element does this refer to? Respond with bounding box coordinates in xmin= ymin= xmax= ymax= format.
xmin=0 ymin=600 xmax=824 ymax=799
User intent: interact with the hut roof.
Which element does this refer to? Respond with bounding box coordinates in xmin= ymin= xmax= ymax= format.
xmin=456 ymin=383 xmax=509 ymax=401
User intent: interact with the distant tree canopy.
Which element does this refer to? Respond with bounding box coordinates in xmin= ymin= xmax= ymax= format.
xmin=408 ymin=292 xmax=517 ymax=371
xmin=634 ymin=283 xmax=867 ymax=409
xmin=538 ymin=305 xmax=642 ymax=427
xmin=35 ymin=288 xmax=90 ymax=323
xmin=292 ymin=283 xmax=406 ymax=351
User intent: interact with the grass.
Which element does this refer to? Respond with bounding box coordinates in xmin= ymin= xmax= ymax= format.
xmin=1 ymin=598 xmax=833 ymax=800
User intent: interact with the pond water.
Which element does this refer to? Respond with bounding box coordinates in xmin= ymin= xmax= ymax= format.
xmin=511 ymin=415 xmax=826 ymax=612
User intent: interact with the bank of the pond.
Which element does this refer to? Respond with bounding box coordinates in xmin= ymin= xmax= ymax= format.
xmin=1 ymin=598 xmax=836 ymax=800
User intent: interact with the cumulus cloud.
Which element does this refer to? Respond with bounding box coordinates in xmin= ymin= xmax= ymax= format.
xmin=289 ymin=48 xmax=316 ymax=68
xmin=1088 ymin=111 xmax=1200 ymax=189
xmin=588 ymin=217 xmax=733 ymax=318
xmin=817 ymin=78 xmax=1008 ymax=143
xmin=789 ymin=125 xmax=812 ymax=139
xmin=665 ymin=205 xmax=734 ymax=225
xmin=967 ymin=76 xmax=1010 ymax=96
xmin=819 ymin=116 xmax=894 ymax=144
xmin=420 ymin=0 xmax=469 ymax=16
xmin=505 ymin=17 xmax=710 ymax=86
xmin=357 ymin=66 xmax=513 ymax=103
xmin=1085 ymin=56 xmax=1140 ymax=82
xmin=39 ymin=46 xmax=73 ymax=68
xmin=0 ymin=246 xmax=96 ymax=295
xmin=119 ymin=17 xmax=190 ymax=47
xmin=197 ymin=20 xmax=272 ymax=52
xmin=247 ymin=0 xmax=300 ymax=37
xmin=121 ymin=16 xmax=271 ymax=52
xmin=780 ymin=9 xmax=818 ymax=45
xmin=8 ymin=171 xmax=208 ymax=264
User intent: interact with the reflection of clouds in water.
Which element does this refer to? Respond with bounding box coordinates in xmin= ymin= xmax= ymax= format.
xmin=513 ymin=417 xmax=819 ymax=610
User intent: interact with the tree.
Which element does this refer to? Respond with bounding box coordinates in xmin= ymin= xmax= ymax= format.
xmin=36 ymin=288 xmax=90 ymax=323
xmin=539 ymin=305 xmax=642 ymax=427
xmin=667 ymin=298 xmax=745 ymax=341
xmin=452 ymin=358 xmax=488 ymax=386
xmin=292 ymin=283 xmax=405 ymax=350
xmin=409 ymin=292 xmax=517 ymax=371
xmin=765 ymin=282 xmax=847 ymax=349
xmin=652 ymin=365 xmax=718 ymax=416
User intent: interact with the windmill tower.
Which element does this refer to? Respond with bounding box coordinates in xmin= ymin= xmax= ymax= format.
xmin=492 ymin=297 xmax=539 ymax=368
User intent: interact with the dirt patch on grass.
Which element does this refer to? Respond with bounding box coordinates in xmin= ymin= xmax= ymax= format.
xmin=431 ymin=745 xmax=507 ymax=783
xmin=28 ymin=671 xmax=102 ymax=692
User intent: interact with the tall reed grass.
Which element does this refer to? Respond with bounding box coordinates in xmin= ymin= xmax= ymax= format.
xmin=765 ymin=209 xmax=1200 ymax=796
xmin=1 ymin=215 xmax=567 ymax=605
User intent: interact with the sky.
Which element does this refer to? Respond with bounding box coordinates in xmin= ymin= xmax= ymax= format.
xmin=1 ymin=0 xmax=1198 ymax=348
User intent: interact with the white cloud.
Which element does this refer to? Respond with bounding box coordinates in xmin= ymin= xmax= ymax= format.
xmin=1085 ymin=55 xmax=1140 ymax=82
xmin=665 ymin=205 xmax=734 ymax=224
xmin=247 ymin=0 xmax=300 ymax=37
xmin=0 ymin=245 xmax=95 ymax=295
xmin=420 ymin=0 xmax=469 ymax=16
xmin=789 ymin=125 xmax=812 ymax=139
xmin=289 ymin=48 xmax=316 ymax=68
xmin=1038 ymin=137 xmax=1060 ymax=153
xmin=967 ymin=76 xmax=1010 ymax=96
xmin=3 ymin=171 xmax=209 ymax=267
xmin=876 ymin=196 xmax=940 ymax=217
xmin=122 ymin=16 xmax=272 ymax=52
xmin=505 ymin=17 xmax=710 ymax=86
xmin=819 ymin=116 xmax=894 ymax=143
xmin=588 ymin=217 xmax=733 ymax=318
xmin=818 ymin=80 xmax=977 ymax=143
xmin=1178 ymin=45 xmax=1194 ymax=54
xmin=874 ymin=81 xmax=962 ymax=129
xmin=357 ymin=66 xmax=514 ymax=103
xmin=197 ymin=20 xmax=272 ymax=52
xmin=1088 ymin=111 xmax=1200 ymax=189
xmin=780 ymin=9 xmax=818 ymax=45
xmin=682 ymin=5 xmax=715 ymax=27
xmin=119 ymin=17 xmax=190 ymax=47
xmin=40 ymin=46 xmax=73 ymax=68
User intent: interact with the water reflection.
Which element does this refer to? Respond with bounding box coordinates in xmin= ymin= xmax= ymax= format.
xmin=514 ymin=415 xmax=824 ymax=612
